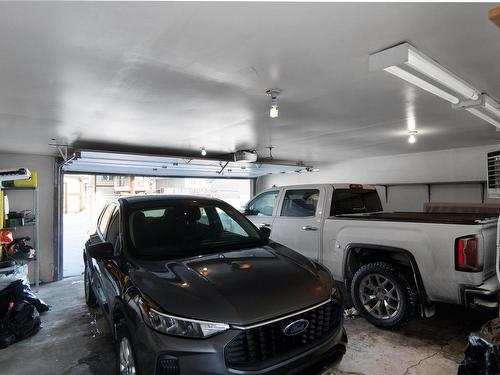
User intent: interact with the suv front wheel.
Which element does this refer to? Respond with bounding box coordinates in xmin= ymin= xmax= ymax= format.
xmin=116 ymin=323 xmax=139 ymax=375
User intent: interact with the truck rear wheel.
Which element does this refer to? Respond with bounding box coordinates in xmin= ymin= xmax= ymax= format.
xmin=351 ymin=262 xmax=418 ymax=328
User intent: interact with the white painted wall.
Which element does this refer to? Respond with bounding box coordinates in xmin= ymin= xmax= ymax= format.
xmin=257 ymin=145 xmax=500 ymax=211
xmin=0 ymin=153 xmax=55 ymax=283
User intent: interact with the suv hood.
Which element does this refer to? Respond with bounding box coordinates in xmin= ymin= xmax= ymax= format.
xmin=130 ymin=244 xmax=333 ymax=325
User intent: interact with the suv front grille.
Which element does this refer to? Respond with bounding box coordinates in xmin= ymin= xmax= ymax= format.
xmin=225 ymin=300 xmax=342 ymax=371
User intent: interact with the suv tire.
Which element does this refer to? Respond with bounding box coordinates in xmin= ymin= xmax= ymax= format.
xmin=116 ymin=323 xmax=140 ymax=375
xmin=351 ymin=262 xmax=418 ymax=328
xmin=84 ymin=263 xmax=98 ymax=308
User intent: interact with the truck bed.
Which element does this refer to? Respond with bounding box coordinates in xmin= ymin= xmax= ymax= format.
xmin=334 ymin=212 xmax=498 ymax=225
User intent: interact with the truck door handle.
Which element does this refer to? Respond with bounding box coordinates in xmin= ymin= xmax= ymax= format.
xmin=302 ymin=226 xmax=318 ymax=231
xmin=259 ymin=223 xmax=271 ymax=227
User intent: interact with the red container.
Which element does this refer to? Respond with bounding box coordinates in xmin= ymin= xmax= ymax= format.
xmin=0 ymin=230 xmax=13 ymax=244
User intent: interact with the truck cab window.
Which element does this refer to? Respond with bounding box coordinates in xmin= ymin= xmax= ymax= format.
xmin=246 ymin=191 xmax=279 ymax=216
xmin=331 ymin=188 xmax=382 ymax=215
xmin=281 ymin=189 xmax=319 ymax=217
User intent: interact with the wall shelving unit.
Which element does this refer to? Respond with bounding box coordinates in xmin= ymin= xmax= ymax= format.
xmin=2 ymin=186 xmax=40 ymax=292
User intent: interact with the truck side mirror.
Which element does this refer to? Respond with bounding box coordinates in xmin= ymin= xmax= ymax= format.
xmin=87 ymin=242 xmax=115 ymax=260
xmin=244 ymin=208 xmax=258 ymax=215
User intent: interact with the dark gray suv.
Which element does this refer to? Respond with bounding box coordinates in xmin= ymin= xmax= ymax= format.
xmin=84 ymin=195 xmax=347 ymax=375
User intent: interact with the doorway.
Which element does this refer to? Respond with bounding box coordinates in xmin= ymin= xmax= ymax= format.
xmin=61 ymin=174 xmax=252 ymax=277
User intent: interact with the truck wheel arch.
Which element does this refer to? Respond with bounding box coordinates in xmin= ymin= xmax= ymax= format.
xmin=344 ymin=243 xmax=432 ymax=317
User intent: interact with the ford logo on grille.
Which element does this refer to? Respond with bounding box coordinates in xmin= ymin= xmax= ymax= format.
xmin=283 ymin=319 xmax=309 ymax=336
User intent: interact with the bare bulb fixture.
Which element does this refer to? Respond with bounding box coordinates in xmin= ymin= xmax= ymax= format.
xmin=408 ymin=130 xmax=418 ymax=144
xmin=201 ymin=147 xmax=207 ymax=156
xmin=266 ymin=89 xmax=281 ymax=119
xmin=270 ymin=104 xmax=279 ymax=118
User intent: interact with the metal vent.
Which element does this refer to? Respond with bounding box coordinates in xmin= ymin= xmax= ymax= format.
xmin=487 ymin=151 xmax=500 ymax=198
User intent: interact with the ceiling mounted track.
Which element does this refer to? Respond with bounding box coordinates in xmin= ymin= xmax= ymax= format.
xmin=62 ymin=150 xmax=311 ymax=178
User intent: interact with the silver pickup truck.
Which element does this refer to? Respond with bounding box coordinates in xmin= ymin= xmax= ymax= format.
xmin=243 ymin=184 xmax=499 ymax=328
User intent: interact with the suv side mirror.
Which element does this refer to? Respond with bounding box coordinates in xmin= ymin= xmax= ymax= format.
xmin=260 ymin=226 xmax=271 ymax=240
xmin=87 ymin=242 xmax=115 ymax=260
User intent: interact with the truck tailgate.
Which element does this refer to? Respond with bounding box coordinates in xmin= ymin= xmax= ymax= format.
xmin=481 ymin=222 xmax=498 ymax=279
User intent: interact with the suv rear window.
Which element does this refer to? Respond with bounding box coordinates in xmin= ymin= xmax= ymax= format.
xmin=331 ymin=188 xmax=382 ymax=215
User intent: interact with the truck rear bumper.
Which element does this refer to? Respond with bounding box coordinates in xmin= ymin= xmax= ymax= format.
xmin=462 ymin=274 xmax=500 ymax=310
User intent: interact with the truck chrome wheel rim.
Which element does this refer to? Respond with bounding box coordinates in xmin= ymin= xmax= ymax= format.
xmin=119 ymin=337 xmax=136 ymax=375
xmin=359 ymin=274 xmax=401 ymax=320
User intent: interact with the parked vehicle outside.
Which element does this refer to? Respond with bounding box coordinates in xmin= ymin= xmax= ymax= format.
xmin=84 ymin=195 xmax=347 ymax=375
xmin=243 ymin=184 xmax=500 ymax=328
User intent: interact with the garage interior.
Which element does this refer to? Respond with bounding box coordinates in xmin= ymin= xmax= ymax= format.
xmin=1 ymin=2 xmax=500 ymax=375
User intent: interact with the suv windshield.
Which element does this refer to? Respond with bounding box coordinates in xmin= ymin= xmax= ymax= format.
xmin=127 ymin=202 xmax=264 ymax=259
xmin=331 ymin=188 xmax=383 ymax=215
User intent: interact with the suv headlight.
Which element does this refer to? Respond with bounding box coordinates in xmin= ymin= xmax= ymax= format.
xmin=139 ymin=297 xmax=229 ymax=338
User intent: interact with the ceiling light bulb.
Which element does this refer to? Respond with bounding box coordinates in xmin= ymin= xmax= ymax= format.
xmin=266 ymin=89 xmax=281 ymax=119
xmin=408 ymin=130 xmax=418 ymax=144
xmin=201 ymin=148 xmax=207 ymax=156
xmin=269 ymin=104 xmax=279 ymax=118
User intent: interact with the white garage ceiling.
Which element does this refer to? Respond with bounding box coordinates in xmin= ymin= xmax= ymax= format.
xmin=0 ymin=2 xmax=499 ymax=165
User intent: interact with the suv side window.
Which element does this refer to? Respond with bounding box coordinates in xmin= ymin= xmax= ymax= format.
xmin=246 ymin=191 xmax=279 ymax=216
xmin=281 ymin=189 xmax=319 ymax=217
xmin=98 ymin=205 xmax=115 ymax=237
xmin=106 ymin=211 xmax=120 ymax=249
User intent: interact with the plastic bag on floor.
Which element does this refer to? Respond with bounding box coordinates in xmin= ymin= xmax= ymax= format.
xmin=0 ymin=263 xmax=29 ymax=291
xmin=458 ymin=318 xmax=500 ymax=375
xmin=0 ymin=279 xmax=50 ymax=316
xmin=0 ymin=300 xmax=41 ymax=348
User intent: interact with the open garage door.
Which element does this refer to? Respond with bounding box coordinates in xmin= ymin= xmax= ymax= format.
xmin=62 ymin=150 xmax=308 ymax=178
xmin=58 ymin=150 xmax=309 ymax=278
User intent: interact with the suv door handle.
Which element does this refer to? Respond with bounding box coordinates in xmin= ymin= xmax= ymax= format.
xmin=302 ymin=226 xmax=318 ymax=231
xmin=259 ymin=223 xmax=271 ymax=227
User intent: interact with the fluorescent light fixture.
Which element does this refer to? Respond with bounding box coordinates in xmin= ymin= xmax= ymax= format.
xmin=466 ymin=108 xmax=500 ymax=128
xmin=370 ymin=43 xmax=500 ymax=130
xmin=406 ymin=48 xmax=479 ymax=100
xmin=385 ymin=66 xmax=459 ymax=104
xmin=484 ymin=96 xmax=500 ymax=119
xmin=370 ymin=43 xmax=479 ymax=102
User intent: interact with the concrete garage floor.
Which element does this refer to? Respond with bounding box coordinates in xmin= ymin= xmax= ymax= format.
xmin=0 ymin=277 xmax=494 ymax=375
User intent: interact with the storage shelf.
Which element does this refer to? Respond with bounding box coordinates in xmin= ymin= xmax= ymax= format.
xmin=1 ymin=185 xmax=40 ymax=292
xmin=2 ymin=186 xmax=37 ymax=191
xmin=2 ymin=222 xmax=37 ymax=231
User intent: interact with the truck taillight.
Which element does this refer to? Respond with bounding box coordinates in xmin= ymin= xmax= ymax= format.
xmin=455 ymin=235 xmax=480 ymax=272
